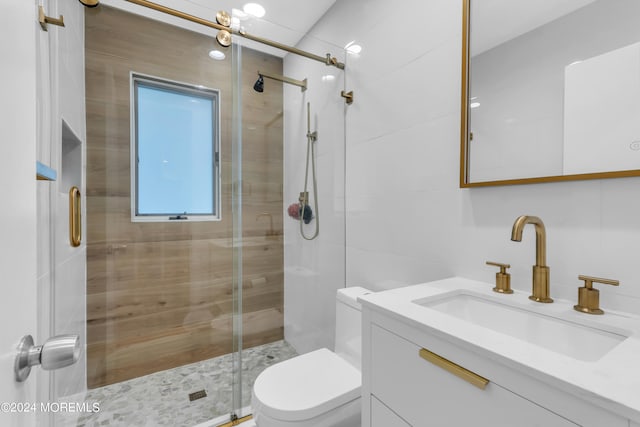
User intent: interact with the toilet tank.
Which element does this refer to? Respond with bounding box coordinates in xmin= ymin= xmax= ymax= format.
xmin=334 ymin=286 xmax=372 ymax=370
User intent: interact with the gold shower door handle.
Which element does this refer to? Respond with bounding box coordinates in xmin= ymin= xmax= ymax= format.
xmin=419 ymin=348 xmax=489 ymax=390
xmin=69 ymin=186 xmax=81 ymax=247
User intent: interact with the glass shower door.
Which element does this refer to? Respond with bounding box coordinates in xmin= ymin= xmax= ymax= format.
xmin=58 ymin=2 xmax=348 ymax=425
xmin=79 ymin=5 xmax=240 ymax=426
xmin=230 ymin=40 xmax=244 ymax=421
xmin=232 ymin=22 xmax=347 ymax=414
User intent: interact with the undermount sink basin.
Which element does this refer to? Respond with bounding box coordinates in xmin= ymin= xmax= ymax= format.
xmin=414 ymin=291 xmax=628 ymax=362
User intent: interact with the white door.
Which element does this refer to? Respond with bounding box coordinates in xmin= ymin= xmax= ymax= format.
xmin=0 ymin=1 xmax=39 ymax=426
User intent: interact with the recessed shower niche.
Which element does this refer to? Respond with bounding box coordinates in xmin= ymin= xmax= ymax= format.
xmin=61 ymin=120 xmax=82 ymax=196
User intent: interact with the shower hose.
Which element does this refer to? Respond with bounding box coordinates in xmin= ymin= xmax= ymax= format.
xmin=300 ymin=102 xmax=319 ymax=240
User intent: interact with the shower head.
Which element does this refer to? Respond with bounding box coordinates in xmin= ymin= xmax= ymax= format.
xmin=253 ymin=75 xmax=265 ymax=93
xmin=78 ymin=0 xmax=100 ymax=7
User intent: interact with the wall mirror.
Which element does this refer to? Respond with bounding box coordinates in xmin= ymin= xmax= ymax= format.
xmin=460 ymin=0 xmax=640 ymax=187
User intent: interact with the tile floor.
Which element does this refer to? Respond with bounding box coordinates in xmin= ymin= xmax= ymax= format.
xmin=57 ymin=340 xmax=297 ymax=427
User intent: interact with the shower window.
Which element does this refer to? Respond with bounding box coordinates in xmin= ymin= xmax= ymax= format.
xmin=131 ymin=73 xmax=221 ymax=222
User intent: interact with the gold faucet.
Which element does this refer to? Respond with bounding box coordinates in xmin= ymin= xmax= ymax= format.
xmin=511 ymin=215 xmax=553 ymax=303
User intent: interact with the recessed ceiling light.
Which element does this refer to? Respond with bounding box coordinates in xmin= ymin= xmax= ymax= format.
xmin=321 ymin=75 xmax=336 ymax=82
xmin=470 ymin=102 xmax=481 ymax=109
xmin=209 ymin=50 xmax=226 ymax=60
xmin=243 ymin=3 xmax=265 ymax=18
xmin=345 ymin=41 xmax=362 ymax=54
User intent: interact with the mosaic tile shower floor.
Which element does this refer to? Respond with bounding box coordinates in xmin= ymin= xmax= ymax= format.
xmin=58 ymin=340 xmax=297 ymax=427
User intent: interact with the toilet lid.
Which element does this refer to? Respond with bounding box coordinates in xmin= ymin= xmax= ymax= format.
xmin=252 ymin=348 xmax=361 ymax=422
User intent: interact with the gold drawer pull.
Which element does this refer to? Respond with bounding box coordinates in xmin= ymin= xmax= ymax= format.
xmin=419 ymin=348 xmax=489 ymax=390
xmin=69 ymin=186 xmax=81 ymax=247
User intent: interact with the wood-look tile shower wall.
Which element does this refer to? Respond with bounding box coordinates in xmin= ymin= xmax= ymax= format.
xmin=85 ymin=6 xmax=284 ymax=388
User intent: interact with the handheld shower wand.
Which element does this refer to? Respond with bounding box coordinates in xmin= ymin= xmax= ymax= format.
xmin=300 ymin=102 xmax=319 ymax=240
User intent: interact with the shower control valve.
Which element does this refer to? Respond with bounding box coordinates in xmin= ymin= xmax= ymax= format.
xmin=299 ymin=191 xmax=309 ymax=205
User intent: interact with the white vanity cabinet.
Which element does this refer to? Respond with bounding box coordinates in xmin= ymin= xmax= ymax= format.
xmin=361 ymin=307 xmax=629 ymax=427
xmin=371 ymin=396 xmax=410 ymax=427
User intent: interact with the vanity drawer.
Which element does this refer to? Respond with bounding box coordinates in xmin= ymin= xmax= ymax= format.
xmin=370 ymin=324 xmax=578 ymax=427
xmin=371 ymin=395 xmax=410 ymax=427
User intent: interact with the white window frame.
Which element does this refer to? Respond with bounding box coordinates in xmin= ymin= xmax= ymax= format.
xmin=130 ymin=72 xmax=221 ymax=222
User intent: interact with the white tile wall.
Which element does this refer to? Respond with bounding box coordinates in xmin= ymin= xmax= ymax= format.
xmin=36 ymin=0 xmax=87 ymax=406
xmin=283 ymin=37 xmax=346 ymax=353
xmin=57 ymin=0 xmax=86 ymax=141
xmin=54 ymin=0 xmax=87 ymax=400
xmin=343 ymin=0 xmax=464 ymax=295
xmin=284 ymin=0 xmax=640 ymax=353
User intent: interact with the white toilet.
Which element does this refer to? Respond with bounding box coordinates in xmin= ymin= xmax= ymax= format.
xmin=251 ymin=287 xmax=372 ymax=427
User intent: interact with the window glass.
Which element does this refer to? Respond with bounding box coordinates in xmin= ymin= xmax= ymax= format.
xmin=132 ymin=74 xmax=220 ymax=221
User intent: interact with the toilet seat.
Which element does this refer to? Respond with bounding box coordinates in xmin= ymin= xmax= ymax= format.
xmin=252 ymin=348 xmax=361 ymax=423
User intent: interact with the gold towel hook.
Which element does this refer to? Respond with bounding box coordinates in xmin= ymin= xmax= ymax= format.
xmin=341 ymin=90 xmax=354 ymax=105
xmin=38 ymin=6 xmax=65 ymax=31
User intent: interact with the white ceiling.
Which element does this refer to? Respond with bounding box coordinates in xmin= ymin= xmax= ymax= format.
xmin=471 ymin=0 xmax=597 ymax=56
xmin=101 ymin=0 xmax=338 ymax=56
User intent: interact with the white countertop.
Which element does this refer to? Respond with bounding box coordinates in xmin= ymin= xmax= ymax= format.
xmin=358 ymin=277 xmax=640 ymax=422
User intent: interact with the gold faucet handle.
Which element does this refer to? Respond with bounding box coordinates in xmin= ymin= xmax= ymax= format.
xmin=578 ymin=275 xmax=619 ymax=288
xmin=574 ymin=275 xmax=619 ymax=315
xmin=486 ymin=261 xmax=512 ymax=294
xmin=486 ymin=261 xmax=510 ymax=271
